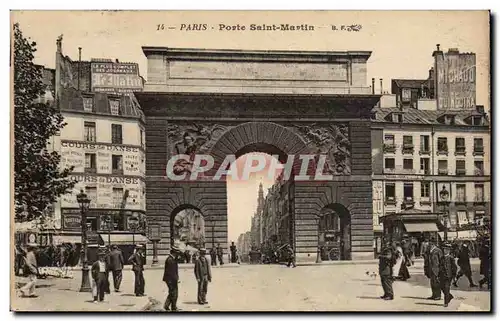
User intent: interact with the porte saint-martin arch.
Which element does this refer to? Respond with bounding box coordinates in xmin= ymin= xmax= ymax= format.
xmin=135 ymin=47 xmax=380 ymax=262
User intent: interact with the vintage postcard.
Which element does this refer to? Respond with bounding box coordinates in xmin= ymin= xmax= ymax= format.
xmin=10 ymin=10 xmax=491 ymax=312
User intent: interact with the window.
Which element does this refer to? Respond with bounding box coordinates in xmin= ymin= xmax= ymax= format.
xmin=455 ymin=137 xmax=466 ymax=155
xmin=403 ymin=183 xmax=414 ymax=200
xmin=475 ymin=160 xmax=484 ymax=175
xmin=384 ymin=158 xmax=395 ymax=170
xmin=420 ymin=158 xmax=430 ymax=174
xmin=84 ymin=122 xmax=96 ymax=142
xmin=456 ymin=160 xmax=466 ymax=176
xmin=83 ymin=97 xmax=94 ymax=112
xmin=456 ymin=184 xmax=466 ymax=203
xmin=112 ymin=155 xmax=123 ymax=174
xmin=421 ymin=182 xmax=430 ymax=198
xmin=474 ymin=184 xmax=484 ymax=202
xmin=403 ymin=159 xmax=413 ymax=170
xmin=472 ymin=116 xmax=483 ymax=126
xmin=420 ymin=135 xmax=430 ymax=154
xmin=474 ymin=138 xmax=484 ymax=155
xmin=385 ymin=184 xmax=395 ymax=203
xmin=140 ymin=130 xmax=144 ymax=147
xmin=384 ymin=135 xmax=395 ymax=152
xmin=85 ymin=153 xmax=96 ymax=173
xmin=402 ymin=88 xmax=411 ymax=102
xmin=110 ymin=99 xmax=120 ymax=116
xmin=111 ymin=124 xmax=123 ymax=144
xmin=438 ymin=159 xmax=448 ymax=175
xmin=457 ymin=211 xmax=468 ymax=227
xmin=402 ymin=136 xmax=413 ymax=154
xmin=437 ymin=137 xmax=448 ymax=154
xmin=85 ymin=187 xmax=97 ymax=207
xmin=112 ymin=188 xmax=124 ymax=209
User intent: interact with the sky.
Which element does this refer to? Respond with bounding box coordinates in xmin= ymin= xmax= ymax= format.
xmin=10 ymin=11 xmax=490 ymax=241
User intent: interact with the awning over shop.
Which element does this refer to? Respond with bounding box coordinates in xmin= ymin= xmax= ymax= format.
xmin=438 ymin=230 xmax=477 ymax=241
xmin=53 ymin=235 xmax=83 ymax=245
xmin=101 ymin=234 xmax=149 ymax=245
xmin=404 ymin=222 xmax=439 ymax=233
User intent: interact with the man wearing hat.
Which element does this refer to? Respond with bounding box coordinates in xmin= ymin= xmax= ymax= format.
xmin=108 ymin=245 xmax=125 ymax=292
xmin=91 ymin=248 xmax=109 ymax=302
xmin=163 ymin=244 xmax=181 ymax=311
xmin=424 ymin=237 xmax=443 ymax=300
xmin=479 ymin=239 xmax=491 ymax=289
xmin=194 ymin=248 xmax=212 ymax=305
xmin=440 ymin=242 xmax=457 ymax=307
xmin=128 ymin=244 xmax=145 ymax=296
xmin=379 ymin=239 xmax=395 ymax=300
xmin=454 ymin=242 xmax=477 ymax=287
xmin=19 ymin=243 xmax=39 ymax=297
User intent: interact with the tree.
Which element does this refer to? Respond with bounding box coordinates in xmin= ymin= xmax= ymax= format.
xmin=14 ymin=23 xmax=75 ymax=222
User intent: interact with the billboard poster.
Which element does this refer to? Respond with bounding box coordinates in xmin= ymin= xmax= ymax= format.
xmin=91 ymin=61 xmax=143 ymax=93
xmin=436 ymin=50 xmax=476 ymax=110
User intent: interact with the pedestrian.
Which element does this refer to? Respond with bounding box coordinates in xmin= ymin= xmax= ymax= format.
xmin=420 ymin=237 xmax=430 ymax=259
xmin=128 ymin=244 xmax=145 ymax=296
xmin=230 ymin=241 xmax=237 ymax=263
xmin=103 ymin=246 xmax=111 ymax=294
xmin=478 ymin=239 xmax=491 ymax=289
xmin=194 ymin=248 xmax=212 ymax=305
xmin=424 ymin=238 xmax=443 ymax=300
xmin=216 ymin=243 xmax=224 ymax=265
xmin=209 ymin=247 xmax=217 ymax=266
xmin=454 ymin=243 xmax=477 ymax=288
xmin=91 ymin=248 xmax=109 ymax=303
xmin=108 ymin=245 xmax=125 ymax=292
xmin=19 ymin=243 xmax=38 ymax=298
xmin=379 ymin=240 xmax=395 ymax=300
xmin=286 ymin=244 xmax=296 ymax=268
xmin=163 ymin=245 xmax=181 ymax=312
xmin=440 ymin=242 xmax=457 ymax=307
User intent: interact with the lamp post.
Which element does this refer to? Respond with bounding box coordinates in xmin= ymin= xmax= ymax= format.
xmin=316 ymin=215 xmax=323 ymax=264
xmin=77 ymin=190 xmax=91 ymax=292
xmin=439 ymin=186 xmax=450 ymax=242
xmin=105 ymin=215 xmax=112 ymax=247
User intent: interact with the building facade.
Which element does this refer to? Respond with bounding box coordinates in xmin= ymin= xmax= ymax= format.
xmin=372 ymin=104 xmax=490 ymax=251
xmin=50 ymin=37 xmax=148 ymax=246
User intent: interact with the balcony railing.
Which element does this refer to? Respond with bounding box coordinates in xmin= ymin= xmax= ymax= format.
xmin=456 ymin=168 xmax=466 ymax=176
xmin=438 ymin=168 xmax=448 ymax=175
xmin=85 ymin=167 xmax=97 ymax=174
xmin=455 ymin=147 xmax=466 ymax=156
xmin=385 ymin=197 xmax=396 ymax=206
xmin=475 ymin=169 xmax=485 ymax=176
xmin=473 ymin=147 xmax=485 ymax=156
xmin=419 ymin=148 xmax=430 ymax=155
xmin=437 ymin=148 xmax=449 ymax=156
xmin=383 ymin=144 xmax=396 ymax=153
xmin=402 ymin=144 xmax=414 ymax=155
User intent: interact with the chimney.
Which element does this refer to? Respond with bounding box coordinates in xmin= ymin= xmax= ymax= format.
xmin=77 ymin=47 xmax=82 ymax=91
xmin=379 ymin=78 xmax=383 ymax=94
xmin=56 ymin=35 xmax=63 ymax=53
xmin=428 ymin=67 xmax=434 ymax=80
xmin=372 ymin=78 xmax=375 ymax=94
xmin=432 ymin=44 xmax=443 ymax=57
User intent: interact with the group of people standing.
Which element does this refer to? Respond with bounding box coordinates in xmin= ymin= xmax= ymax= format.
xmin=163 ymin=245 xmax=212 ymax=311
xmin=379 ymin=236 xmax=491 ymax=307
xmin=90 ymin=244 xmax=146 ymax=303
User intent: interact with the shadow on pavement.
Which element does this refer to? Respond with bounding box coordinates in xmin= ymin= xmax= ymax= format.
xmin=401 ymin=296 xmax=428 ymax=300
xmin=357 ymin=296 xmax=382 ymax=300
xmin=415 ymin=302 xmax=444 ymax=307
xmin=121 ymin=293 xmax=136 ymax=297
xmin=183 ymin=301 xmax=201 ymax=305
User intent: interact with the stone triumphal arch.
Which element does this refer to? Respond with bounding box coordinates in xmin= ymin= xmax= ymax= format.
xmin=135 ymin=47 xmax=380 ymax=262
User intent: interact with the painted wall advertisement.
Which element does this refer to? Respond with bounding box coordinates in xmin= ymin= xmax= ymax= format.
xmin=91 ymin=61 xmax=143 ymax=93
xmin=436 ymin=51 xmax=476 ymax=110
xmin=62 ymin=175 xmax=146 ymax=211
xmin=60 ymin=141 xmax=145 ymax=177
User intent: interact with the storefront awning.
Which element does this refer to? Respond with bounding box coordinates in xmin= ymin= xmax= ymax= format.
xmin=53 ymin=235 xmax=83 ymax=245
xmin=438 ymin=230 xmax=477 ymax=241
xmin=404 ymin=222 xmax=439 ymax=233
xmin=101 ymin=234 xmax=149 ymax=245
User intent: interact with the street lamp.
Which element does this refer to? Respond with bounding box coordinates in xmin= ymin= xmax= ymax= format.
xmin=77 ymin=189 xmax=91 ymax=292
xmin=439 ymin=186 xmax=450 ymax=242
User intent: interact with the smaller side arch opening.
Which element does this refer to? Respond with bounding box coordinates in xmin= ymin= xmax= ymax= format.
xmin=317 ymin=203 xmax=351 ymax=261
xmin=170 ymin=205 xmax=206 ymax=257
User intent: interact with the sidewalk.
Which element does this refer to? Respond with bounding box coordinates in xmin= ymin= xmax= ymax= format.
xmin=11 ymin=275 xmax=151 ymax=312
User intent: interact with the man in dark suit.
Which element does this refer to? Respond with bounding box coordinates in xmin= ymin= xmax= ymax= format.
xmin=424 ymin=238 xmax=443 ymax=300
xmin=216 ymin=243 xmax=224 ymax=265
xmin=194 ymin=248 xmax=212 ymax=305
xmin=479 ymin=239 xmax=491 ymax=289
xmin=163 ymin=245 xmax=181 ymax=312
xmin=209 ymin=247 xmax=217 ymax=266
xmin=230 ymin=242 xmax=237 ymax=263
xmin=128 ymin=245 xmax=145 ymax=296
xmin=107 ymin=245 xmax=125 ymax=292
xmin=379 ymin=240 xmax=395 ymax=300
xmin=91 ymin=249 xmax=109 ymax=302
xmin=440 ymin=242 xmax=457 ymax=307
xmin=454 ymin=243 xmax=477 ymax=287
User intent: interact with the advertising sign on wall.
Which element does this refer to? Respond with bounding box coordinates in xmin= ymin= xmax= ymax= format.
xmin=91 ymin=62 xmax=143 ymax=94
xmin=436 ymin=50 xmax=476 ymax=110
